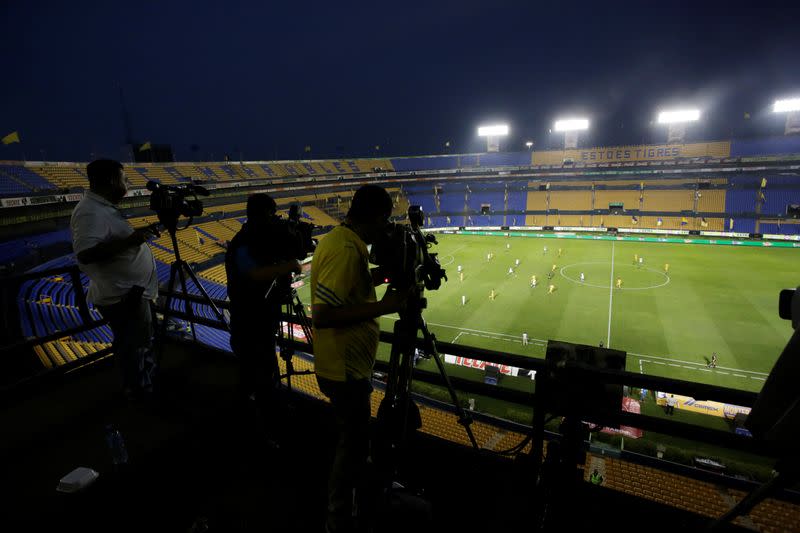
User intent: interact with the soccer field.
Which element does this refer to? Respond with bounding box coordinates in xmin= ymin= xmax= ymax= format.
xmin=369 ymin=233 xmax=800 ymax=393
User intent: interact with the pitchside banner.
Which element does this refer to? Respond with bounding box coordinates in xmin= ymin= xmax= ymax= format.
xmin=532 ymin=141 xmax=730 ymax=165
xmin=444 ymin=354 xmax=536 ymax=380
xmin=449 ymin=230 xmax=800 ymax=247
xmin=600 ymin=397 xmax=643 ymax=439
xmin=655 ymin=391 xmax=751 ymax=419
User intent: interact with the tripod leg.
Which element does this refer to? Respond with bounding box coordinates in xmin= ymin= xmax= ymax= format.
xmin=182 ymin=261 xmax=229 ymax=329
xmin=375 ymin=318 xmax=414 ymax=483
xmin=282 ymin=302 xmax=293 ymax=394
xmin=291 ymin=291 xmax=313 ymax=349
xmin=155 ymin=262 xmax=180 ymax=358
xmin=419 ymin=322 xmax=479 ymax=449
xmin=174 ymin=261 xmax=197 ymax=343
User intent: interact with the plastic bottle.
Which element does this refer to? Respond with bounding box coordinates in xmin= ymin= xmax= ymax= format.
xmin=104 ymin=424 xmax=129 ymax=467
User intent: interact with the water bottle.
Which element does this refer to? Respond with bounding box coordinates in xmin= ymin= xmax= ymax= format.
xmin=104 ymin=424 xmax=129 ymax=467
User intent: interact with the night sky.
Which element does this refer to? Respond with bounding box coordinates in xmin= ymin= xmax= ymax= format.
xmin=2 ymin=0 xmax=800 ymax=162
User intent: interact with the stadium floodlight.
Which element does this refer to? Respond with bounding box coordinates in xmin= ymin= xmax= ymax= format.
xmin=773 ymin=98 xmax=800 ymax=113
xmin=477 ymin=124 xmax=509 ymax=136
xmin=657 ymin=109 xmax=701 ymax=124
xmin=554 ymin=118 xmax=589 ymax=132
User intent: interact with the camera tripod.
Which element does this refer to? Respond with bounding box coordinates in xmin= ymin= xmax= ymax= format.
xmin=156 ymin=219 xmax=229 ymax=350
xmin=377 ymin=292 xmax=478 ymax=482
xmin=265 ymin=277 xmax=314 ymax=393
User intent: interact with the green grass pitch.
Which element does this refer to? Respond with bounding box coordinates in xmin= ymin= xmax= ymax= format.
xmin=367 ymin=233 xmax=800 ymax=394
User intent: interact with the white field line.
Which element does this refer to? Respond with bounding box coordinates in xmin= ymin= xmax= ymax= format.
xmin=607 ymin=241 xmax=615 ymax=347
xmin=379 ymin=316 xmax=767 ymax=381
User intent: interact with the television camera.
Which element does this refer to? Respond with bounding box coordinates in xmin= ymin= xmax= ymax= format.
xmin=370 ymin=206 xmax=477 ymax=515
xmin=146 ymin=181 xmax=209 ymax=233
xmin=370 ymin=205 xmax=447 ymax=296
xmin=269 ymin=204 xmax=317 ymax=262
xmin=146 ymin=180 xmax=227 ymax=347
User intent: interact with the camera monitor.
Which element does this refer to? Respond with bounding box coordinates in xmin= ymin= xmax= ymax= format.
xmin=544 ymin=340 xmax=627 ymax=421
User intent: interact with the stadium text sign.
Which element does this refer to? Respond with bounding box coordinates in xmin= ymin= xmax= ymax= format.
xmin=532 ymin=141 xmax=730 ymax=165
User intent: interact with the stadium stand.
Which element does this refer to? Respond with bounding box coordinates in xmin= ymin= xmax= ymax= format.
xmin=35 ymin=165 xmax=91 ymax=189
xmin=643 ymin=190 xmax=695 ymax=212
xmin=525 ymin=187 xmax=548 ymax=209
xmin=696 ymin=189 xmax=726 ymax=213
xmin=302 ymin=205 xmax=339 ymax=227
xmin=595 ymin=189 xmax=642 ymax=210
xmin=0 ymin=165 xmax=56 ymax=193
xmin=549 ymin=190 xmax=592 ymax=211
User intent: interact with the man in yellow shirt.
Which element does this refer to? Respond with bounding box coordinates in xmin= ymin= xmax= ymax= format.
xmin=311 ymin=184 xmax=405 ymax=533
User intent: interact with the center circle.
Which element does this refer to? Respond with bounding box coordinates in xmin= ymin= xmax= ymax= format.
xmin=559 ymin=261 xmax=670 ymax=290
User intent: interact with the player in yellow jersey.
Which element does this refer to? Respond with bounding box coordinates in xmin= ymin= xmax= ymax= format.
xmin=551 ymin=264 xmax=557 ymax=272
xmin=558 ymin=248 xmax=562 ymax=258
xmin=459 ymin=272 xmax=464 ymax=282
xmin=489 ymin=289 xmax=496 ymax=300
xmin=548 ymin=284 xmax=556 ymax=294
xmin=664 ymin=263 xmax=670 ymax=273
xmin=616 ymin=277 xmax=623 ymax=289
xmin=530 ymin=275 xmax=537 ymax=288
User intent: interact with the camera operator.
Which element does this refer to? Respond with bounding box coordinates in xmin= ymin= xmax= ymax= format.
xmin=311 ymin=184 xmax=407 ymax=533
xmin=70 ymin=159 xmax=159 ymax=402
xmin=225 ymin=194 xmax=302 ymax=440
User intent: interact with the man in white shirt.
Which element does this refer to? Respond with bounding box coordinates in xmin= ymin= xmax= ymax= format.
xmin=71 ymin=159 xmax=159 ymax=401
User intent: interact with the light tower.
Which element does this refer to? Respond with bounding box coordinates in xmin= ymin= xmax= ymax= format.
xmin=477 ymin=124 xmax=509 ymax=152
xmin=554 ymin=118 xmax=589 ymax=149
xmin=773 ymin=98 xmax=800 ymax=135
xmin=657 ymin=109 xmax=700 ymax=143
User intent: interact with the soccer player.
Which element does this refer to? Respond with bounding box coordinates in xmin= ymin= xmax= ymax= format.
xmin=638 ymin=256 xmax=644 ymax=268
xmin=489 ymin=289 xmax=496 ymax=300
xmin=486 ymin=253 xmax=491 ymax=262
xmin=557 ymin=248 xmax=562 ymax=258
xmin=708 ymin=352 xmax=718 ymax=368
xmin=457 ymin=265 xmax=462 ymax=273
xmin=580 ymin=272 xmax=585 ymax=283
xmin=459 ymin=272 xmax=464 ymax=282
xmin=522 ymin=332 xmax=529 ymax=346
xmin=530 ymin=275 xmax=537 ymax=288
xmin=461 ymin=295 xmax=466 ymax=306
xmin=551 ymin=264 xmax=557 ymax=272
xmin=506 ymin=243 xmax=511 ymax=251
xmin=616 ymin=278 xmax=623 ymax=289
xmin=633 ymin=254 xmax=638 ymax=265
xmin=664 ymin=263 xmax=670 ymax=273
xmin=547 ymin=271 xmax=554 ymax=280
xmin=543 ymin=246 xmax=548 ymax=255
xmin=508 ymin=266 xmax=514 ymax=276
xmin=548 ymin=284 xmax=556 ymax=294
xmin=515 ymin=258 xmax=520 ymax=267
